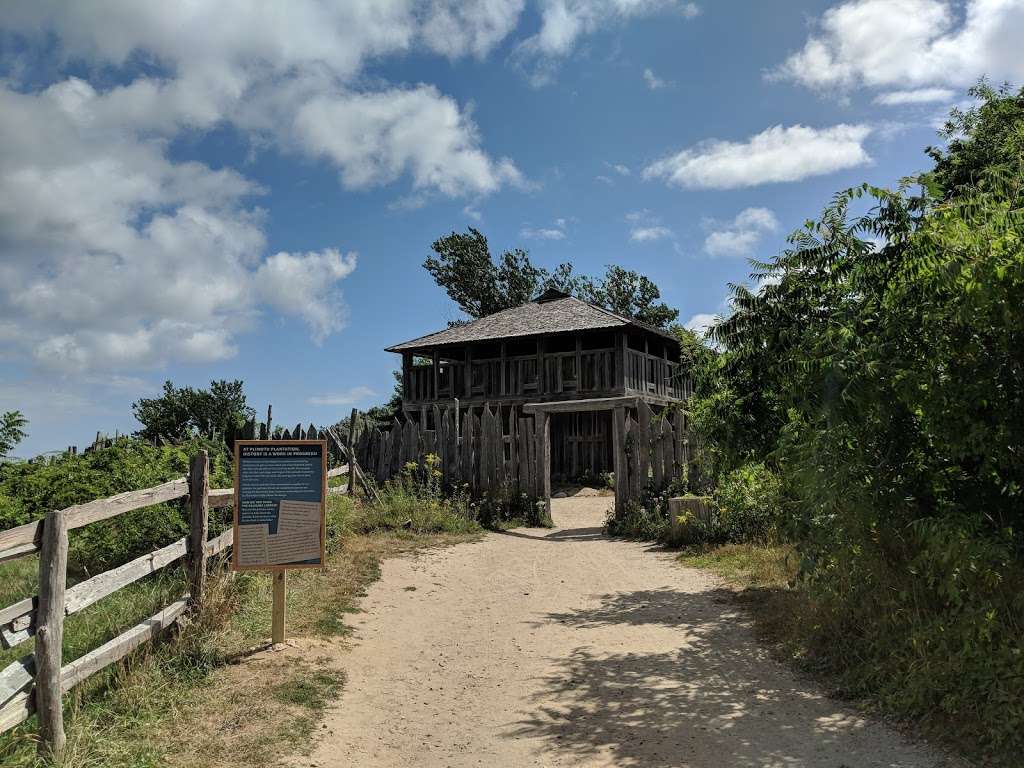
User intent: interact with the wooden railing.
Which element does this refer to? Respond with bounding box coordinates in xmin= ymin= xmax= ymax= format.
xmin=625 ymin=349 xmax=685 ymax=399
xmin=406 ymin=348 xmax=622 ymax=404
xmin=0 ymin=452 xmax=236 ymax=755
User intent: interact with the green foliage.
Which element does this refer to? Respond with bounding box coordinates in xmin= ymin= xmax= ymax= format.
xmin=132 ymin=379 xmax=254 ymax=442
xmin=696 ymin=84 xmax=1024 ymax=758
xmin=712 ymin=463 xmax=782 ymax=544
xmin=424 ymin=228 xmax=678 ymax=327
xmin=0 ymin=410 xmax=28 ymax=458
xmin=576 ymin=265 xmax=679 ymax=328
xmin=0 ymin=436 xmax=232 ymax=574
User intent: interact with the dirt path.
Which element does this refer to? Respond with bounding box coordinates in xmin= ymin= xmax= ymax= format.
xmin=299 ymin=498 xmax=954 ymax=768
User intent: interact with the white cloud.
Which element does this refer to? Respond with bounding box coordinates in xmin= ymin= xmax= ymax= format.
xmin=521 ymin=227 xmax=566 ymax=240
xmin=684 ymin=312 xmax=717 ymax=337
xmin=420 ymin=0 xmax=526 ymax=58
xmin=606 ymin=161 xmax=631 ymax=176
xmin=704 ymin=207 xmax=780 ymax=257
xmin=630 ymin=226 xmax=673 ymax=242
xmin=0 ymin=3 xmax=527 ymax=375
xmin=463 ymin=204 xmax=483 ymax=221
xmin=772 ymin=0 xmax=1024 ymax=97
xmin=874 ymin=87 xmax=956 ymax=105
xmin=595 ymin=174 xmax=615 ymax=185
xmin=254 ymin=249 xmax=358 ymax=343
xmin=625 ymin=210 xmax=674 ymax=243
xmin=294 ymin=86 xmax=522 ymax=197
xmin=643 ymin=67 xmax=670 ymax=89
xmin=643 ymin=124 xmax=872 ymax=189
xmin=512 ymin=0 xmax=699 ymax=85
xmin=307 ymin=386 xmax=378 ymax=407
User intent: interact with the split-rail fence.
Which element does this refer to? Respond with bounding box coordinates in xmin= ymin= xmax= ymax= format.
xmin=0 ymin=425 xmax=344 ymax=759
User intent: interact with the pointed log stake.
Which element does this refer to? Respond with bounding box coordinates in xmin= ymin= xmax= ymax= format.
xmin=348 ymin=408 xmax=358 ymax=498
xmin=35 ymin=510 xmax=68 ymax=758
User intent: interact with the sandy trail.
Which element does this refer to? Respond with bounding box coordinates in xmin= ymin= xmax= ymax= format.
xmin=300 ymin=497 xmax=953 ymax=768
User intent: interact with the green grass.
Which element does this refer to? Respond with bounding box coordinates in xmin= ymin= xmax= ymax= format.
xmin=0 ymin=493 xmax=479 ymax=767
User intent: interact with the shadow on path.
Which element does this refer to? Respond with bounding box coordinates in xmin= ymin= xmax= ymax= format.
xmin=507 ymin=588 xmax=914 ymax=768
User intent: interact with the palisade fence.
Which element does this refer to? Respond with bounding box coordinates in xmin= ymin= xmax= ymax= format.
xmin=347 ymin=398 xmax=696 ymax=515
xmin=0 ymin=436 xmax=345 ymax=758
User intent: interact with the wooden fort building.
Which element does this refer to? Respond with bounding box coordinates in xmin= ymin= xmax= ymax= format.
xmin=385 ymin=289 xmax=687 ymax=481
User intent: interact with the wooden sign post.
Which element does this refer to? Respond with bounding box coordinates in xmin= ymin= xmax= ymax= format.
xmin=233 ymin=440 xmax=327 ymax=644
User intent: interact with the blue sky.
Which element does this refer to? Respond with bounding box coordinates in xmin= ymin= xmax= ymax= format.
xmin=1 ymin=0 xmax=1022 ymax=457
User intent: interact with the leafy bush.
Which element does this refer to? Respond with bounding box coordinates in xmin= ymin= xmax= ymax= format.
xmin=0 ymin=437 xmax=232 ymax=574
xmin=712 ymin=462 xmax=782 ymax=544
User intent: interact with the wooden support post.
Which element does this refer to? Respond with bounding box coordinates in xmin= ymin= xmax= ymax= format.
xmin=535 ymin=411 xmax=552 ymax=524
xmin=402 ymin=352 xmax=413 ymax=404
xmin=537 ymin=338 xmax=546 ymax=394
xmin=272 ymin=570 xmax=287 ymax=644
xmin=187 ymin=450 xmax=209 ymax=608
xmin=348 ymin=408 xmax=358 ymax=497
xmin=612 ymin=405 xmax=627 ymax=514
xmin=35 ymin=510 xmax=68 ymax=758
xmin=615 ymin=331 xmax=627 ymax=393
xmin=463 ymin=346 xmax=472 ymax=398
xmin=500 ymin=342 xmax=507 ymax=396
xmin=432 ymin=350 xmax=440 ymax=401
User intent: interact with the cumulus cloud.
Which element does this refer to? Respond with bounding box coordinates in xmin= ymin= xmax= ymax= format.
xmin=704 ymin=207 xmax=780 ymax=257
xmin=307 ymin=385 xmax=378 ymax=407
xmin=420 ymin=0 xmax=526 ymax=58
xmin=0 ymin=2 xmax=527 ymax=374
xmin=294 ymin=86 xmax=523 ymax=197
xmin=771 ymin=0 xmax=1024 ymax=97
xmin=512 ymin=0 xmax=699 ymax=85
xmin=643 ymin=124 xmax=872 ymax=189
xmin=254 ymin=249 xmax=358 ymax=343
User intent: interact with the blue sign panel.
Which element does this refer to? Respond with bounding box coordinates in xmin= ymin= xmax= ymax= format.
xmin=233 ymin=441 xmax=326 ymax=570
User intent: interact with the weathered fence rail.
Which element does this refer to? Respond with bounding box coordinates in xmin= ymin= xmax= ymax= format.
xmin=0 ymin=450 xmax=238 ymax=755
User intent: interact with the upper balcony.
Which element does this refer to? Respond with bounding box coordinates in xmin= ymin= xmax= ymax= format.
xmin=386 ymin=291 xmax=688 ymax=410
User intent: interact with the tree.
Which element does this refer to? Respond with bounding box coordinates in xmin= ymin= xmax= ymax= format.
xmin=926 ymin=80 xmax=1024 ymax=198
xmin=698 ymin=84 xmax=1024 ymax=751
xmin=578 ymin=265 xmax=679 ymax=327
xmin=425 ymin=228 xmax=574 ymax=319
xmin=0 ymin=411 xmax=28 ymax=458
xmin=424 ymin=229 xmax=678 ymax=327
xmin=133 ymin=380 xmax=254 ymax=442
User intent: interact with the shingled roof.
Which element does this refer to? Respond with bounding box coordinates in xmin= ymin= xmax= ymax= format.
xmin=385 ymin=290 xmax=674 ymax=353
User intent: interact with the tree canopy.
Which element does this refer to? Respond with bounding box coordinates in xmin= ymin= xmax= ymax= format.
xmin=132 ymin=380 xmax=254 ymax=443
xmin=0 ymin=411 xmax=27 ymax=459
xmin=425 ymin=228 xmax=678 ymax=327
xmin=690 ymin=83 xmax=1024 ymax=751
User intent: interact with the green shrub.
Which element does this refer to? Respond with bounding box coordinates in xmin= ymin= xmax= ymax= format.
xmin=712 ymin=462 xmax=782 ymax=544
xmin=0 ymin=437 xmax=232 ymax=574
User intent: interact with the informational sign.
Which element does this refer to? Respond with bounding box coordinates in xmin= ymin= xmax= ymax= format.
xmin=232 ymin=440 xmax=327 ymax=571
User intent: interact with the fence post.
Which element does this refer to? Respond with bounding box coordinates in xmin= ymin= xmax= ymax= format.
xmin=612 ymin=405 xmax=627 ymax=514
xmin=534 ymin=411 xmax=552 ymax=525
xmin=35 ymin=509 xmax=68 ymax=758
xmin=347 ymin=408 xmax=358 ymax=497
xmin=188 ymin=450 xmax=210 ymax=608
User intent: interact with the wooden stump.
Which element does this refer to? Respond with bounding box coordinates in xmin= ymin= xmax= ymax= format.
xmin=665 ymin=496 xmax=713 ymax=548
